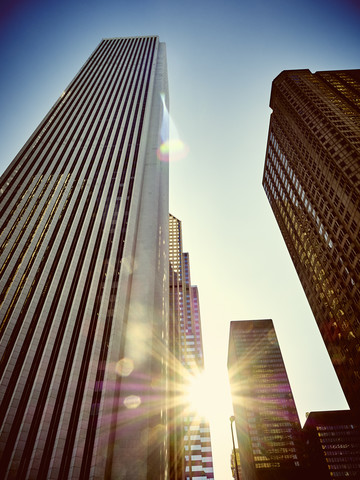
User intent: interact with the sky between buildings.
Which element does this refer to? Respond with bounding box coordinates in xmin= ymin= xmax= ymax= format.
xmin=0 ymin=0 xmax=359 ymax=478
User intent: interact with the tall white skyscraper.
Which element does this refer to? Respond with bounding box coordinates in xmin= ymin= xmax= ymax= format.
xmin=0 ymin=36 xmax=169 ymax=479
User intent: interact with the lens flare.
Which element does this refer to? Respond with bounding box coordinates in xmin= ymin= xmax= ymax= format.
xmin=124 ymin=395 xmax=141 ymax=409
xmin=115 ymin=357 xmax=134 ymax=377
xmin=184 ymin=370 xmax=216 ymax=420
xmin=158 ymin=138 xmax=189 ymax=162
xmin=157 ymin=93 xmax=189 ymax=162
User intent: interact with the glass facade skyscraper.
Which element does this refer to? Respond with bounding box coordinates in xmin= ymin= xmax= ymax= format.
xmin=262 ymin=69 xmax=360 ymax=411
xmin=0 ymin=36 xmax=169 ymax=479
xmin=228 ymin=320 xmax=305 ymax=480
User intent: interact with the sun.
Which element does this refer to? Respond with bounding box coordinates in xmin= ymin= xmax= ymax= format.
xmin=185 ymin=369 xmax=216 ymax=420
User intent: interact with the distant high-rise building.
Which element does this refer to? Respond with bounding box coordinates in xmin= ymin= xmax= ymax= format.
xmin=169 ymin=214 xmax=215 ymax=480
xmin=303 ymin=410 xmax=360 ymax=479
xmin=228 ymin=320 xmax=305 ymax=480
xmin=262 ymin=69 xmax=360 ymax=411
xmin=0 ymin=36 xmax=170 ymax=479
xmin=168 ymin=215 xmax=185 ymax=480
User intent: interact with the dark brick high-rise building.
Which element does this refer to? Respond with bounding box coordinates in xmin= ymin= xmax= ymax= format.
xmin=262 ymin=69 xmax=360 ymax=411
xmin=303 ymin=410 xmax=360 ymax=478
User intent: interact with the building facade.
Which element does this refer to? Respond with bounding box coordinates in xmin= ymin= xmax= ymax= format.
xmin=228 ymin=320 xmax=305 ymax=480
xmin=230 ymin=448 xmax=242 ymax=480
xmin=0 ymin=36 xmax=169 ymax=479
xmin=169 ymin=214 xmax=215 ymax=480
xmin=303 ymin=410 xmax=360 ymax=478
xmin=262 ymin=69 xmax=360 ymax=411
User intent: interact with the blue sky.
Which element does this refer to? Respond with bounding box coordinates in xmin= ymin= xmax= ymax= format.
xmin=1 ymin=0 xmax=359 ymax=477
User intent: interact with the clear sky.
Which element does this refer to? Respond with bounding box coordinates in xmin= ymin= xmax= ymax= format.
xmin=0 ymin=0 xmax=359 ymax=478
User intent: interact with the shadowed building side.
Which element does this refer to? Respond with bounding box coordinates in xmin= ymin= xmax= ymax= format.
xmin=303 ymin=410 xmax=360 ymax=478
xmin=228 ymin=320 xmax=306 ymax=480
xmin=262 ymin=69 xmax=360 ymax=411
